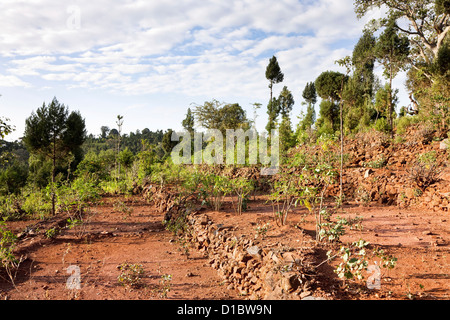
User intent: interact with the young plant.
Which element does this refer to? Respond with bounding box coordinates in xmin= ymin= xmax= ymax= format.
xmin=332 ymin=239 xmax=370 ymax=281
xmin=199 ymin=174 xmax=231 ymax=211
xmin=117 ymin=263 xmax=145 ymax=289
xmin=159 ymin=273 xmax=173 ymax=298
xmin=231 ymin=177 xmax=254 ymax=215
xmin=269 ymin=170 xmax=303 ymax=226
xmin=0 ymin=220 xmax=18 ymax=269
xmin=255 ymin=222 xmax=271 ymax=240
xmin=0 ymin=219 xmax=22 ymax=286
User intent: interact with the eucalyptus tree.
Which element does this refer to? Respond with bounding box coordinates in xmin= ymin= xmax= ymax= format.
xmin=375 ymin=20 xmax=410 ymax=134
xmin=277 ymin=86 xmax=295 ymax=153
xmin=265 ymin=56 xmax=284 ymax=135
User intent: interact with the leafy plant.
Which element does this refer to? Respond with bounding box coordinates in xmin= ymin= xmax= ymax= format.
xmin=117 ymin=263 xmax=145 ymax=288
xmin=45 ymin=227 xmax=60 ymax=239
xmin=0 ymin=220 xmax=18 ymax=269
xmin=408 ymin=153 xmax=442 ymax=191
xmin=373 ymin=247 xmax=398 ymax=271
xmin=113 ymin=200 xmax=133 ymax=218
xmin=0 ymin=219 xmax=22 ymax=286
xmin=363 ymin=156 xmax=387 ymax=169
xmin=199 ymin=174 xmax=231 ymax=211
xmin=332 ymin=239 xmax=369 ymax=281
xmin=230 ymin=177 xmax=254 ymax=215
xmin=255 ymin=222 xmax=271 ymax=240
xmin=159 ymin=273 xmax=173 ymax=298
xmin=319 ymin=216 xmax=347 ymax=243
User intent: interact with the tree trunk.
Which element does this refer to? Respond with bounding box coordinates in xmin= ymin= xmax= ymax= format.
xmin=52 ymin=139 xmax=56 ymax=215
xmin=389 ymin=52 xmax=394 ymax=138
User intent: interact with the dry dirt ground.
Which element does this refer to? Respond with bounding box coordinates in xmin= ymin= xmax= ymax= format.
xmin=0 ymin=194 xmax=448 ymax=300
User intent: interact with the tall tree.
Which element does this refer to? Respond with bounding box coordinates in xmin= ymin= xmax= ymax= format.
xmin=265 ymin=56 xmax=284 ymax=135
xmin=315 ymin=71 xmax=349 ymax=104
xmin=182 ymin=108 xmax=195 ymax=134
xmin=375 ymin=20 xmax=410 ymax=134
xmin=315 ymin=70 xmax=348 ymax=132
xmin=277 ymin=86 xmax=295 ymax=153
xmin=265 ymin=56 xmax=284 ymax=103
xmin=193 ymin=100 xmax=249 ymax=134
xmin=355 ymin=0 xmax=449 ymax=63
xmin=100 ymin=126 xmax=110 ymax=139
xmin=23 ymin=97 xmax=86 ymax=215
xmin=265 ymin=98 xmax=281 ymax=134
xmin=352 ymin=30 xmax=377 ymax=99
xmin=299 ymin=82 xmax=317 ymax=130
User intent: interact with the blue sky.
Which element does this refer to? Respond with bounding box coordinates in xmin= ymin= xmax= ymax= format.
xmin=0 ymin=0 xmax=408 ymax=141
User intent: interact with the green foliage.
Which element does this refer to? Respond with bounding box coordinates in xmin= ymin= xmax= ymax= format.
xmin=0 ymin=117 xmax=14 ymax=140
xmin=182 ymin=108 xmax=195 ymax=134
xmin=230 ymin=177 xmax=254 ymax=215
xmin=56 ymin=175 xmax=100 ymax=210
xmin=269 ymin=171 xmax=302 ymax=226
xmin=21 ymin=187 xmax=53 ymax=219
xmin=193 ymin=100 xmax=250 ymax=133
xmin=255 ymin=222 xmax=271 ymax=240
xmin=265 ymin=55 xmax=284 ymax=99
xmin=332 ymin=239 xmax=369 ymax=281
xmin=373 ymin=118 xmax=391 ymax=134
xmin=45 ymin=227 xmax=60 ymax=239
xmin=118 ymin=147 xmax=134 ymax=168
xmin=23 ymin=98 xmax=86 ymax=165
xmin=75 ymin=149 xmax=115 ymax=181
xmin=162 ymin=129 xmax=178 ymax=155
xmin=0 ymin=160 xmax=28 ymax=195
xmin=302 ymin=81 xmax=318 ymax=106
xmin=396 ymin=115 xmax=419 ymax=135
xmin=158 ymin=272 xmax=173 ymax=298
xmin=266 ymin=98 xmax=280 ymax=133
xmin=363 ymin=155 xmax=387 ymax=169
xmin=319 ymin=216 xmax=348 ymax=242
xmin=417 ymin=150 xmax=437 ymax=165
xmin=199 ymin=174 xmax=231 ymax=211
xmin=117 ymin=263 xmax=145 ymax=288
xmin=315 ymin=70 xmax=348 ymax=102
xmin=0 ymin=220 xmax=18 ymax=269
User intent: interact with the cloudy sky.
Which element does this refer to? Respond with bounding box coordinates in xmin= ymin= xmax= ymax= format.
xmin=0 ymin=0 xmax=408 ymax=141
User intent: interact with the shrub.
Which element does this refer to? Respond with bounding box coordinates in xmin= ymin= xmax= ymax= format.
xmin=0 ymin=220 xmax=18 ymax=270
xmin=374 ymin=118 xmax=390 ymax=134
xmin=199 ymin=174 xmax=231 ymax=211
xmin=408 ymin=151 xmax=441 ymax=191
xmin=0 ymin=161 xmax=28 ymax=195
xmin=117 ymin=263 xmax=145 ymax=288
xmin=230 ymin=177 xmax=254 ymax=215
xmin=118 ymin=148 xmax=134 ymax=168
xmin=396 ymin=115 xmax=419 ymax=135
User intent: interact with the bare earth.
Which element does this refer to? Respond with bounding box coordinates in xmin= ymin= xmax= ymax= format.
xmin=0 ymin=194 xmax=448 ymax=300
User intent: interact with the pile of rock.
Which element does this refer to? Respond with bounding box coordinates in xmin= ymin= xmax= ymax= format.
xmin=184 ymin=210 xmax=319 ymax=300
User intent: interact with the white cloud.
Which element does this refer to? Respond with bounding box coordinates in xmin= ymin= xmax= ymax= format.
xmin=0 ymin=74 xmax=31 ymax=88
xmin=1 ymin=0 xmax=402 ymax=140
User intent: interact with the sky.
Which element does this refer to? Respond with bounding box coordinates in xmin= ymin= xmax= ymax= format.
xmin=0 ymin=0 xmax=409 ymax=142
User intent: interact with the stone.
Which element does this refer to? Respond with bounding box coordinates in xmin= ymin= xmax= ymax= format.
xmin=246 ymin=245 xmax=262 ymax=261
xmin=405 ymin=188 xmax=415 ymax=199
xmin=281 ymin=272 xmax=300 ymax=293
xmin=440 ymin=139 xmax=449 ymax=150
xmin=364 ymin=169 xmax=373 ymax=179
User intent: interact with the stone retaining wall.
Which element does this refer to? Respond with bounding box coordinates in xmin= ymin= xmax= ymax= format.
xmin=184 ymin=210 xmax=319 ymax=300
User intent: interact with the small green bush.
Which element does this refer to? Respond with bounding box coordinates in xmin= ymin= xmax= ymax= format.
xmin=374 ymin=118 xmax=390 ymax=134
